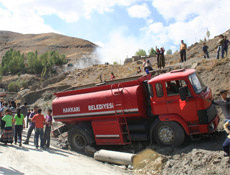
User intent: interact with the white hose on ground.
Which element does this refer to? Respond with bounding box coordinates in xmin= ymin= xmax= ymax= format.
xmin=94 ymin=149 xmax=136 ymax=165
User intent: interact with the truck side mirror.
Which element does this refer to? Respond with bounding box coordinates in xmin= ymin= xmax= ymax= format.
xmin=179 ymin=87 xmax=188 ymax=101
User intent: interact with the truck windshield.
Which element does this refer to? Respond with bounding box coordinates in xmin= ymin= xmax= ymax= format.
xmin=188 ymin=73 xmax=206 ymax=94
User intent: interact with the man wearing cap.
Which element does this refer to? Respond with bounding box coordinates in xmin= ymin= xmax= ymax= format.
xmin=213 ymin=90 xmax=230 ymax=157
xmin=212 ymin=90 xmax=230 ymax=119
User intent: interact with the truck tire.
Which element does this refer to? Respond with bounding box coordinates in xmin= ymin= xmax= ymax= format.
xmin=153 ymin=121 xmax=185 ymax=147
xmin=68 ymin=126 xmax=94 ymax=153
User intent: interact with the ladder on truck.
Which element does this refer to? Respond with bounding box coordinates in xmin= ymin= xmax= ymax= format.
xmin=111 ymin=84 xmax=131 ymax=144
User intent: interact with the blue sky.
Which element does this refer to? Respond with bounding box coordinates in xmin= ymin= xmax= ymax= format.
xmin=0 ymin=0 xmax=229 ymax=63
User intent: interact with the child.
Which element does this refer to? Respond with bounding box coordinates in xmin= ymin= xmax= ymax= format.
xmin=110 ymin=72 xmax=115 ymax=80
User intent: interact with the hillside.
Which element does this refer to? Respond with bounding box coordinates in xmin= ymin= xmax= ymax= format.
xmin=0 ymin=31 xmax=97 ymax=63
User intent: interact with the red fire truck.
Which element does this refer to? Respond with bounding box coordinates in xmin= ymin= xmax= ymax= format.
xmin=52 ymin=69 xmax=219 ymax=153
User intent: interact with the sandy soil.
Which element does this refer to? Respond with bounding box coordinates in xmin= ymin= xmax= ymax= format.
xmin=0 ymin=131 xmax=129 ymax=175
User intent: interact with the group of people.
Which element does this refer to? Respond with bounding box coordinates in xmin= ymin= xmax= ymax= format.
xmin=217 ymin=35 xmax=229 ymax=59
xmin=181 ymin=35 xmax=229 ymax=61
xmin=0 ymin=102 xmax=53 ymax=150
xmin=156 ymin=47 xmax=165 ymax=69
xmin=141 ymin=47 xmax=166 ymax=75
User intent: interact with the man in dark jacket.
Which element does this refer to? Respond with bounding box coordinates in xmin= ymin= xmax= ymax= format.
xmin=23 ymin=106 xmax=38 ymax=144
xmin=223 ymin=36 xmax=229 ymax=58
xmin=202 ymin=42 xmax=209 ymax=58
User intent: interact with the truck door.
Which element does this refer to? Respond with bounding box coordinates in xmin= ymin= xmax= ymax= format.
xmin=165 ymin=80 xmax=196 ymax=122
xmin=150 ymin=82 xmax=168 ymax=114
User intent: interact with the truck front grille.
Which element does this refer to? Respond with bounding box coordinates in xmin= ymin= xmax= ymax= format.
xmin=197 ymin=104 xmax=217 ymax=124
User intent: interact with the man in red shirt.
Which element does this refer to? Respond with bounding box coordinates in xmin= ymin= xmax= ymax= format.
xmin=32 ymin=108 xmax=45 ymax=149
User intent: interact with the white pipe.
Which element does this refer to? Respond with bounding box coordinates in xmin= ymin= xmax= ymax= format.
xmin=94 ymin=149 xmax=136 ymax=165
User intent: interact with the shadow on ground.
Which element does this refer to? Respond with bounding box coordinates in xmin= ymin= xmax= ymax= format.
xmin=0 ymin=167 xmax=24 ymax=175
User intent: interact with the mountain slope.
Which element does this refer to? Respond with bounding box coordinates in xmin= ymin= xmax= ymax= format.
xmin=0 ymin=31 xmax=97 ymax=61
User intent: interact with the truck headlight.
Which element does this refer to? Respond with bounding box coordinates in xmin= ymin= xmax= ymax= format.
xmin=209 ymin=123 xmax=215 ymax=131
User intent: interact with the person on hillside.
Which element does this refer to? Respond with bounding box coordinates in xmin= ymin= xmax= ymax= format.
xmin=13 ymin=108 xmax=25 ymax=147
xmin=217 ymin=35 xmax=224 ymax=59
xmin=110 ymin=72 xmax=115 ymax=80
xmin=212 ymin=90 xmax=230 ymax=120
xmin=143 ymin=60 xmax=153 ymax=74
xmin=20 ymin=103 xmax=28 ymax=127
xmin=23 ymin=106 xmax=38 ymax=144
xmin=202 ymin=43 xmax=209 ymax=58
xmin=223 ymin=120 xmax=230 ymax=156
xmin=156 ymin=47 xmax=160 ymax=68
xmin=44 ymin=109 xmax=53 ymax=149
xmin=32 ymin=108 xmax=45 ymax=149
xmin=159 ymin=48 xmax=165 ymax=69
xmin=1 ymin=109 xmax=13 ymax=145
xmin=137 ymin=67 xmax=141 ymax=74
xmin=223 ymin=36 xmax=229 ymax=58
xmin=180 ymin=40 xmax=187 ymax=62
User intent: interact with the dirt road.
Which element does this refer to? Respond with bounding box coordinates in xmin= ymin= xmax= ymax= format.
xmin=0 ymin=133 xmax=128 ymax=175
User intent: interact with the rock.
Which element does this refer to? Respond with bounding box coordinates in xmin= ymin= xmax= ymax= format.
xmin=127 ymin=165 xmax=133 ymax=170
xmin=213 ymin=159 xmax=220 ymax=164
xmin=85 ymin=145 xmax=97 ymax=157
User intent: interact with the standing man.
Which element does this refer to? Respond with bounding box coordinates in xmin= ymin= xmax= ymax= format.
xmin=180 ymin=40 xmax=187 ymax=62
xmin=23 ymin=106 xmax=38 ymax=144
xmin=32 ymin=108 xmax=45 ymax=149
xmin=223 ymin=36 xmax=229 ymax=58
xmin=202 ymin=42 xmax=209 ymax=58
xmin=44 ymin=109 xmax=53 ymax=149
xmin=217 ymin=35 xmax=224 ymax=59
xmin=213 ymin=90 xmax=230 ymax=120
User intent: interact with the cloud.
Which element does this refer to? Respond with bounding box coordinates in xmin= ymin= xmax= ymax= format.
xmin=152 ymin=0 xmax=218 ymax=22
xmin=0 ymin=0 xmax=140 ymax=23
xmin=127 ymin=3 xmax=151 ymax=19
xmin=0 ymin=0 xmax=141 ymax=33
xmin=0 ymin=2 xmax=55 ymax=34
xmin=146 ymin=22 xmax=164 ymax=34
xmin=149 ymin=0 xmax=230 ymax=47
xmin=96 ymin=27 xmax=149 ymax=64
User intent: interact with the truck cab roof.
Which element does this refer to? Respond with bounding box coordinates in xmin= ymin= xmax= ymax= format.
xmin=148 ymin=69 xmax=195 ymax=83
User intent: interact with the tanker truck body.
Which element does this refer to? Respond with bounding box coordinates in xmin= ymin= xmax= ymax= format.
xmin=52 ymin=69 xmax=219 ymax=153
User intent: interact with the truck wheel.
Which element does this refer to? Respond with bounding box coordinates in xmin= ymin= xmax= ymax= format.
xmin=153 ymin=121 xmax=185 ymax=146
xmin=68 ymin=126 xmax=94 ymax=153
